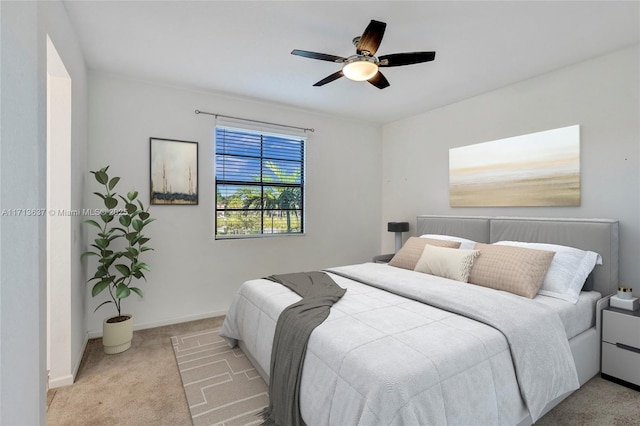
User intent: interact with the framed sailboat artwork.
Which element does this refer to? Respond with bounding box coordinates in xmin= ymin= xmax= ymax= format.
xmin=150 ymin=137 xmax=198 ymax=205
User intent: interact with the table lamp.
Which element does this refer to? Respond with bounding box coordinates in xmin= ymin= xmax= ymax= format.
xmin=388 ymin=222 xmax=409 ymax=252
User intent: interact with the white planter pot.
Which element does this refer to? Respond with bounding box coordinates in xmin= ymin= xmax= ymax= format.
xmin=102 ymin=315 xmax=133 ymax=354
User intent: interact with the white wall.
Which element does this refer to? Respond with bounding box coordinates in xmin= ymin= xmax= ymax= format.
xmin=0 ymin=2 xmax=47 ymax=424
xmin=381 ymin=45 xmax=640 ymax=290
xmin=85 ymin=73 xmax=382 ymax=335
xmin=0 ymin=1 xmax=88 ymax=421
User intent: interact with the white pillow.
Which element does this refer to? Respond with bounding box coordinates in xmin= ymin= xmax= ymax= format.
xmin=420 ymin=234 xmax=477 ymax=250
xmin=494 ymin=241 xmax=602 ymax=304
xmin=414 ymin=244 xmax=480 ymax=282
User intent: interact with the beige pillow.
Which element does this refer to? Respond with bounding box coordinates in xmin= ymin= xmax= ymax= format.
xmin=468 ymin=243 xmax=555 ymax=298
xmin=389 ymin=237 xmax=461 ymax=270
xmin=414 ymin=244 xmax=480 ymax=282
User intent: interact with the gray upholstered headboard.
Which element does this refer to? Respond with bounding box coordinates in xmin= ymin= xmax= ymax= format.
xmin=416 ymin=215 xmax=619 ymax=296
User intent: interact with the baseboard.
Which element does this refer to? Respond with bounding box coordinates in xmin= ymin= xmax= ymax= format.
xmin=48 ymin=333 xmax=89 ymax=389
xmin=87 ymin=310 xmax=227 ymax=339
xmin=49 ymin=373 xmax=74 ymax=389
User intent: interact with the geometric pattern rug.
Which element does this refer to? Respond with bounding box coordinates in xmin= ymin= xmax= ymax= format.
xmin=171 ymin=328 xmax=269 ymax=426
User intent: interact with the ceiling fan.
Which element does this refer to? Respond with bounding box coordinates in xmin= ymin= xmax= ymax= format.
xmin=291 ymin=19 xmax=436 ymax=89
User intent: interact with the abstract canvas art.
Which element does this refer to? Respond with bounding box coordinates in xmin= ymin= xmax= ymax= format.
xmin=449 ymin=125 xmax=580 ymax=207
xmin=150 ymin=138 xmax=198 ymax=205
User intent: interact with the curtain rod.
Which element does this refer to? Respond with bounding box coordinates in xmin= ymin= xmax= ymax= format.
xmin=194 ymin=109 xmax=314 ymax=133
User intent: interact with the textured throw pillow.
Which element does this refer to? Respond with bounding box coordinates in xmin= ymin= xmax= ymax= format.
xmin=420 ymin=234 xmax=478 ymax=250
xmin=414 ymin=244 xmax=480 ymax=282
xmin=389 ymin=237 xmax=461 ymax=270
xmin=468 ymin=243 xmax=555 ymax=299
xmin=495 ymin=241 xmax=602 ymax=304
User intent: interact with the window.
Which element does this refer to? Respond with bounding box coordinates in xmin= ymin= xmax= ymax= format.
xmin=215 ymin=126 xmax=305 ymax=238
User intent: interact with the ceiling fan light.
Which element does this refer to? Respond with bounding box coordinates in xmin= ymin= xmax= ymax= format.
xmin=342 ymin=58 xmax=378 ymax=81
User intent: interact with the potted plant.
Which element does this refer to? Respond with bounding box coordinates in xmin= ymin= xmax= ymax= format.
xmin=82 ymin=166 xmax=155 ymax=354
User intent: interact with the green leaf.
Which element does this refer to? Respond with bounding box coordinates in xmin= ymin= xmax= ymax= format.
xmin=132 ymin=219 xmax=143 ymax=232
xmin=104 ymin=197 xmax=118 ymax=209
xmin=133 ymin=262 xmax=150 ymax=272
xmin=143 ymin=218 xmax=155 ymax=226
xmin=108 ymin=176 xmax=120 ymax=191
xmin=115 ymin=264 xmax=131 ymax=277
xmin=100 ymin=213 xmax=114 ymax=223
xmin=92 ymin=279 xmax=111 ymax=297
xmin=119 ymin=215 xmax=132 ymax=227
xmin=95 ymin=238 xmax=109 ymax=249
xmin=127 ymin=191 xmax=138 ymax=201
xmin=115 ymin=283 xmax=131 ymax=299
xmin=140 ymin=246 xmax=153 ymax=252
xmin=84 ymin=219 xmax=102 ymax=229
xmin=137 ymin=237 xmax=150 ymax=246
xmin=93 ymin=192 xmax=106 ymax=201
xmin=130 ymin=287 xmax=144 ymax=298
xmin=126 ymin=247 xmax=139 ymax=257
xmin=94 ymin=271 xmax=109 ymax=280
xmin=81 ymin=251 xmax=98 ymax=259
xmin=95 ymin=170 xmax=109 ymax=185
xmin=139 ymin=212 xmax=150 ymax=221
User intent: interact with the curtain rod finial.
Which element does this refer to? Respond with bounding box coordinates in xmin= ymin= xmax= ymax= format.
xmin=194 ymin=109 xmax=201 ymax=114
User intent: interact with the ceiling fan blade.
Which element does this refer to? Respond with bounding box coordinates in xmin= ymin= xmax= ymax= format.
xmin=356 ymin=20 xmax=386 ymax=56
xmin=291 ymin=49 xmax=345 ymax=63
xmin=378 ymin=51 xmax=436 ymax=67
xmin=367 ymin=71 xmax=390 ymax=89
xmin=313 ymin=70 xmax=344 ymax=87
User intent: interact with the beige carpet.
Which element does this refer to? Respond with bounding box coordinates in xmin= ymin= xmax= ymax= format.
xmin=172 ymin=329 xmax=268 ymax=426
xmin=47 ymin=317 xmax=224 ymax=426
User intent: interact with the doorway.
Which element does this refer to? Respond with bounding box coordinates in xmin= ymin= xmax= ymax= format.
xmin=46 ymin=35 xmax=73 ymax=388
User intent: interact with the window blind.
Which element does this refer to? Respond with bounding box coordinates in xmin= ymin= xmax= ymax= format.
xmin=215 ymin=126 xmax=305 ymax=238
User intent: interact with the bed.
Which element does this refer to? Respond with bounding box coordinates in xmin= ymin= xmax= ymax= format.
xmin=220 ymin=215 xmax=619 ymax=425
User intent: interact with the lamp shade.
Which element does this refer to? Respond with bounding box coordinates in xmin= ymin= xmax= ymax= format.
xmin=342 ymin=57 xmax=378 ymax=81
xmin=387 ymin=222 xmax=409 ymax=232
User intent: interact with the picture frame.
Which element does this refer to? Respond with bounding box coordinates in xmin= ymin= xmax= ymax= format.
xmin=449 ymin=125 xmax=580 ymax=207
xmin=150 ymin=137 xmax=198 ymax=205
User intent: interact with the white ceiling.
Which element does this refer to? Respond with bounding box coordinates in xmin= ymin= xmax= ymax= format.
xmin=62 ymin=1 xmax=640 ymax=124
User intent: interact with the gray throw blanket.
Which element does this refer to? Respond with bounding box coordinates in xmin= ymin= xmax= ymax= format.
xmin=260 ymin=271 xmax=346 ymax=426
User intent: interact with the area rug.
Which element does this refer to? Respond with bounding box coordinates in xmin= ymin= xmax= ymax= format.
xmin=172 ymin=328 xmax=269 ymax=426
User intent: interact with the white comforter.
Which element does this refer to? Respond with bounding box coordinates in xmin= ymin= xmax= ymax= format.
xmin=220 ymin=263 xmax=579 ymax=425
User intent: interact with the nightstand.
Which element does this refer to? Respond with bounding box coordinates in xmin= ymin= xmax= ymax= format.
xmin=372 ymin=253 xmax=394 ymax=264
xmin=601 ymin=306 xmax=640 ymax=391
